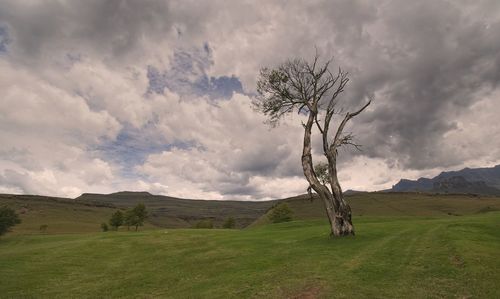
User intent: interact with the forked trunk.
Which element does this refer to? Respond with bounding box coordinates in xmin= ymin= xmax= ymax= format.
xmin=315 ymin=185 xmax=354 ymax=237
xmin=302 ymin=111 xmax=354 ymax=237
xmin=328 ymin=192 xmax=355 ymax=237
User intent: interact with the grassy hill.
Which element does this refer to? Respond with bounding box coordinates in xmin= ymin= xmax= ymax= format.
xmin=76 ymin=191 xmax=276 ymax=229
xmin=0 ymin=194 xmax=125 ymax=234
xmin=3 ymin=192 xmax=500 ymax=234
xmin=1 ymin=212 xmax=499 ymax=298
xmin=0 ymin=192 xmax=276 ymax=234
xmin=252 ymin=192 xmax=500 ymax=226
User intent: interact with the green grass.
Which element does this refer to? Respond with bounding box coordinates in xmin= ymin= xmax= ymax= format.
xmin=1 ymin=212 xmax=500 ymax=298
xmin=252 ymin=192 xmax=500 ymax=226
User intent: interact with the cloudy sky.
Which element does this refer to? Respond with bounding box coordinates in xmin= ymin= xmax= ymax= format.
xmin=1 ymin=0 xmax=499 ymax=200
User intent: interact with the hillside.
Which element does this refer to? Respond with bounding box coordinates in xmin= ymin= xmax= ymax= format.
xmin=0 ymin=194 xmax=122 ymax=234
xmin=252 ymin=192 xmax=500 ymax=226
xmin=390 ymin=164 xmax=500 ymax=194
xmin=76 ymin=191 xmax=276 ymax=228
xmin=0 ymin=192 xmax=276 ymax=234
xmin=3 ymin=191 xmax=500 ymax=234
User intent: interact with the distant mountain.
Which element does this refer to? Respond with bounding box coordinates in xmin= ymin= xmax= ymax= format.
xmin=390 ymin=165 xmax=500 ymax=195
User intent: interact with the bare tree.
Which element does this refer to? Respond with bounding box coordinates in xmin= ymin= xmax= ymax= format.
xmin=254 ymin=54 xmax=371 ymax=237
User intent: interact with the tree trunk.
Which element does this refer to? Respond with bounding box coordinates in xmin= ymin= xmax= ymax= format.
xmin=328 ymin=192 xmax=355 ymax=236
xmin=317 ymin=181 xmax=354 ymax=237
xmin=301 ymin=111 xmax=354 ymax=237
xmin=327 ymin=153 xmax=355 ymax=236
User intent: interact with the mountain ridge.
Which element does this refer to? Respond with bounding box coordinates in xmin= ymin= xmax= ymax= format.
xmin=390 ymin=164 xmax=500 ymax=195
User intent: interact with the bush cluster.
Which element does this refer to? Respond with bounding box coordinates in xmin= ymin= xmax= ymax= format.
xmin=0 ymin=206 xmax=21 ymax=236
xmin=268 ymin=203 xmax=293 ymax=223
xmin=105 ymin=203 xmax=148 ymax=232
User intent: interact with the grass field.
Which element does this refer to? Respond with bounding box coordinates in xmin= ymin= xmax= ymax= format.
xmin=1 ymin=193 xmax=500 ymax=298
xmin=1 ymin=211 xmax=500 ymax=298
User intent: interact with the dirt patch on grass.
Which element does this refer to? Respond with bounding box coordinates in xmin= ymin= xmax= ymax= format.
xmin=450 ymin=254 xmax=465 ymax=268
xmin=289 ymin=285 xmax=323 ymax=299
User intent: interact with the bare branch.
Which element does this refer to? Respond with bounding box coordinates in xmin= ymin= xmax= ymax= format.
xmin=337 ymin=132 xmax=363 ymax=151
xmin=314 ymin=117 xmax=324 ymax=135
xmin=331 ymin=99 xmax=372 ymax=150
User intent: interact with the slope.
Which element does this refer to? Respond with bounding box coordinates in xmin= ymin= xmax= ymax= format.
xmin=76 ymin=191 xmax=276 ymax=228
xmin=252 ymin=192 xmax=500 ymax=226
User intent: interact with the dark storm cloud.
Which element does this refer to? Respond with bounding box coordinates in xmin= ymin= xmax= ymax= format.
xmin=0 ymin=26 xmax=9 ymax=52
xmin=0 ymin=0 xmax=172 ymax=64
xmin=335 ymin=0 xmax=500 ymax=170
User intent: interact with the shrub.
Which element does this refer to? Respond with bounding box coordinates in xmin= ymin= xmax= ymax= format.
xmin=39 ymin=224 xmax=48 ymax=233
xmin=194 ymin=219 xmax=214 ymax=229
xmin=222 ymin=217 xmax=235 ymax=229
xmin=109 ymin=210 xmax=124 ymax=230
xmin=0 ymin=206 xmax=21 ymax=236
xmin=101 ymin=222 xmax=109 ymax=232
xmin=268 ymin=203 xmax=293 ymax=223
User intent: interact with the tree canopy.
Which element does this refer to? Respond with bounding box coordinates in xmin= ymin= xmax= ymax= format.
xmin=124 ymin=204 xmax=148 ymax=231
xmin=268 ymin=203 xmax=293 ymax=223
xmin=109 ymin=210 xmax=124 ymax=230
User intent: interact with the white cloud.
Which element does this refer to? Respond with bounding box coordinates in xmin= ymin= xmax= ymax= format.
xmin=0 ymin=60 xmax=122 ymax=197
xmin=0 ymin=0 xmax=499 ymax=199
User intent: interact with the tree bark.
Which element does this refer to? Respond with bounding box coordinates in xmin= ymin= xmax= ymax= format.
xmin=327 ymin=153 xmax=355 ymax=236
xmin=301 ymin=111 xmax=354 ymax=237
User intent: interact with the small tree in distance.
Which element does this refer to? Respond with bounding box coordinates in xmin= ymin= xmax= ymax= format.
xmin=101 ymin=222 xmax=109 ymax=232
xmin=109 ymin=210 xmax=124 ymax=230
xmin=123 ymin=204 xmax=148 ymax=231
xmin=268 ymin=203 xmax=293 ymax=223
xmin=124 ymin=209 xmax=136 ymax=231
xmin=131 ymin=203 xmax=148 ymax=231
xmin=0 ymin=206 xmax=21 ymax=236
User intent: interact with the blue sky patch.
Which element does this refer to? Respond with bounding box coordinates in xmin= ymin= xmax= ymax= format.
xmin=94 ymin=124 xmax=195 ymax=178
xmin=0 ymin=26 xmax=10 ymax=53
xmin=147 ymin=44 xmax=243 ymax=99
